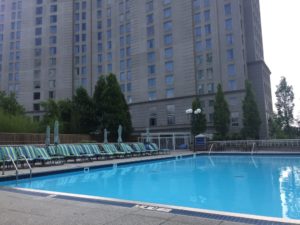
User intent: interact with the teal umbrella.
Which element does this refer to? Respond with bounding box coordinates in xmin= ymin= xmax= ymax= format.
xmin=45 ymin=125 xmax=51 ymax=146
xmin=54 ymin=120 xmax=60 ymax=145
xmin=117 ymin=125 xmax=123 ymax=143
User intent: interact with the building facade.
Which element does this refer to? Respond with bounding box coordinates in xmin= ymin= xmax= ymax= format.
xmin=0 ymin=0 xmax=272 ymax=138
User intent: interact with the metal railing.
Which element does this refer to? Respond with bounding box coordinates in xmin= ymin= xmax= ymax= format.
xmin=209 ymin=139 xmax=300 ymax=153
xmin=20 ymin=155 xmax=32 ymax=180
xmin=208 ymin=143 xmax=214 ymax=155
xmin=8 ymin=155 xmax=19 ymax=183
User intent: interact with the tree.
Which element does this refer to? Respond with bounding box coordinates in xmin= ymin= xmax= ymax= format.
xmin=101 ymin=74 xmax=132 ymax=140
xmin=0 ymin=91 xmax=25 ymax=115
xmin=72 ymin=87 xmax=96 ymax=134
xmin=275 ymin=77 xmax=294 ymax=136
xmin=242 ymin=81 xmax=261 ymax=139
xmin=191 ymin=98 xmax=206 ymax=135
xmin=213 ymin=84 xmax=230 ymax=139
xmin=93 ymin=75 xmax=107 ymax=132
xmin=268 ymin=113 xmax=287 ymax=139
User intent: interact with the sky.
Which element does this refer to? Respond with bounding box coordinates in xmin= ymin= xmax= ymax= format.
xmin=260 ymin=0 xmax=300 ymax=119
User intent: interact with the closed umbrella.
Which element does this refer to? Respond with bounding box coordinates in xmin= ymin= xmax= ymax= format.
xmin=117 ymin=125 xmax=122 ymax=143
xmin=104 ymin=128 xmax=108 ymax=144
xmin=146 ymin=128 xmax=150 ymax=143
xmin=54 ymin=120 xmax=60 ymax=145
xmin=45 ymin=125 xmax=51 ymax=146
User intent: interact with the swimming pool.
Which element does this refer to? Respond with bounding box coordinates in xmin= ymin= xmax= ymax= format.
xmin=1 ymin=155 xmax=300 ymax=220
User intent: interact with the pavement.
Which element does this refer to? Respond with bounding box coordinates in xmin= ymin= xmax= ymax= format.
xmin=0 ymin=188 xmax=247 ymax=225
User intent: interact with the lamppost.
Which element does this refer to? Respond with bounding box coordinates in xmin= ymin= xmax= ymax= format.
xmin=185 ymin=108 xmax=201 ymax=151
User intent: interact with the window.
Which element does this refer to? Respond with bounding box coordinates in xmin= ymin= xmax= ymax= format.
xmin=147 ymin=39 xmax=154 ymax=49
xmin=224 ymin=3 xmax=231 ymax=16
xmin=225 ymin=18 xmax=233 ymax=31
xmin=209 ymin=100 xmax=214 ymax=107
xmin=165 ymin=61 xmax=173 ymax=72
xmin=165 ymin=75 xmax=174 ymax=86
xmin=194 ymin=13 xmax=201 ymax=25
xmin=149 ymin=113 xmax=157 ymax=127
xmin=164 ymin=34 xmax=172 ymax=45
xmin=147 ymin=52 xmax=155 ymax=63
xmin=147 ymin=26 xmax=154 ymax=36
xmin=36 ymin=17 xmax=42 ymax=25
xmin=148 ymin=91 xmax=156 ymax=101
xmin=35 ymin=27 xmax=42 ymax=35
xmin=148 ymin=65 xmax=155 ymax=74
xmin=205 ymin=38 xmax=212 ymax=49
xmin=49 ymin=36 xmax=56 ymax=44
xmin=164 ymin=47 xmax=173 ymax=58
xmin=148 ymin=78 xmax=156 ymax=88
xmin=231 ymin=112 xmax=239 ymax=127
xmin=34 ymin=81 xmax=41 ymax=89
xmin=197 ymin=70 xmax=204 ymax=80
xmin=167 ymin=105 xmax=175 ymax=125
xmin=206 ymin=53 xmax=212 ymax=63
xmin=227 ymin=64 xmax=236 ymax=76
xmin=33 ymin=92 xmax=40 ymax=100
xmin=50 ymin=25 xmax=57 ymax=34
xmin=50 ymin=15 xmax=57 ymax=23
xmin=205 ymin=24 xmax=211 ymax=35
xmin=164 ymin=8 xmax=171 ymax=18
xmin=35 ymin=37 xmax=42 ymax=46
xmin=198 ymin=84 xmax=204 ymax=94
xmin=147 ymin=14 xmax=153 ymax=25
xmin=163 ymin=21 xmax=172 ymax=32
xmin=227 ymin=49 xmax=234 ymax=61
xmin=204 ymin=10 xmax=210 ymax=22
xmin=33 ymin=103 xmax=40 ymax=111
xmin=196 ymin=55 xmax=203 ymax=65
xmin=49 ymin=47 xmax=56 ymax=56
xmin=207 ymin=83 xmax=214 ymax=93
xmin=166 ymin=88 xmax=174 ymax=98
xmin=228 ymin=80 xmax=237 ymax=91
xmin=194 ymin=27 xmax=201 ymax=37
xmin=36 ymin=6 xmax=43 ymax=15
xmin=50 ymin=5 xmax=57 ymax=13
xmin=163 ymin=0 xmax=171 ymax=5
xmin=195 ymin=41 xmax=202 ymax=52
xmin=229 ymin=97 xmax=237 ymax=106
xmin=204 ymin=0 xmax=210 ymax=7
xmin=207 ymin=68 xmax=213 ymax=79
xmin=146 ymin=1 xmax=153 ymax=12
xmin=49 ymin=91 xmax=55 ymax=99
xmin=193 ymin=0 xmax=200 ymax=9
xmin=226 ymin=33 xmax=233 ymax=45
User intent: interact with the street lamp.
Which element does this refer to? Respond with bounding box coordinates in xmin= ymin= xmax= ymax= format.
xmin=186 ymin=108 xmax=201 ymax=151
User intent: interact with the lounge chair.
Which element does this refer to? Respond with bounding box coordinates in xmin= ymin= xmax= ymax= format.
xmin=119 ymin=143 xmax=138 ymax=156
xmin=0 ymin=146 xmax=25 ymax=168
xmin=150 ymin=143 xmax=170 ymax=154
xmin=16 ymin=145 xmax=38 ymax=165
xmin=130 ymin=143 xmax=148 ymax=156
xmin=46 ymin=145 xmax=65 ymax=164
xmin=71 ymin=144 xmax=94 ymax=161
xmin=34 ymin=147 xmax=53 ymax=166
xmin=56 ymin=144 xmax=77 ymax=162
xmin=144 ymin=143 xmax=159 ymax=155
xmin=101 ymin=143 xmax=126 ymax=158
xmin=81 ymin=144 xmax=108 ymax=160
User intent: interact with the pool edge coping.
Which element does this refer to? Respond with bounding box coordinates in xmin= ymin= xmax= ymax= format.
xmin=1 ymin=186 xmax=299 ymax=225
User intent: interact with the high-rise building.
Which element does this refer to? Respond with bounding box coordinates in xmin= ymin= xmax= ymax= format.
xmin=0 ymin=0 xmax=272 ymax=138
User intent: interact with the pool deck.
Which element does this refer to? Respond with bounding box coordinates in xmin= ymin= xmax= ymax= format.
xmin=0 ymin=150 xmax=298 ymax=225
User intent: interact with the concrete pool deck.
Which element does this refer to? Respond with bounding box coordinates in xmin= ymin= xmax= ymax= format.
xmin=0 ymin=151 xmax=298 ymax=225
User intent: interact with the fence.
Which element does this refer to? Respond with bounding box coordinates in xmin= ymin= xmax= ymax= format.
xmin=139 ymin=132 xmax=191 ymax=150
xmin=209 ymin=139 xmax=300 ymax=153
xmin=0 ymin=133 xmax=93 ymax=145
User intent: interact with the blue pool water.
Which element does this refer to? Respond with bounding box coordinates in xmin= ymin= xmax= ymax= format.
xmin=1 ymin=155 xmax=300 ymax=220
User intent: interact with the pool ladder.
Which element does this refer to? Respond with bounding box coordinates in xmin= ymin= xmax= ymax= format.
xmin=208 ymin=143 xmax=214 ymax=155
xmin=4 ymin=155 xmax=32 ymax=184
xmin=251 ymin=143 xmax=256 ymax=155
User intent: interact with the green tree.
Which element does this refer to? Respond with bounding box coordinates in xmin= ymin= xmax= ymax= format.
xmin=101 ymin=74 xmax=132 ymax=140
xmin=275 ymin=77 xmax=294 ymax=136
xmin=93 ymin=75 xmax=107 ymax=132
xmin=268 ymin=113 xmax=287 ymax=139
xmin=191 ymin=98 xmax=206 ymax=135
xmin=213 ymin=84 xmax=230 ymax=140
xmin=242 ymin=81 xmax=261 ymax=139
xmin=72 ymin=87 xmax=96 ymax=134
xmin=58 ymin=99 xmax=73 ymax=133
xmin=0 ymin=91 xmax=25 ymax=115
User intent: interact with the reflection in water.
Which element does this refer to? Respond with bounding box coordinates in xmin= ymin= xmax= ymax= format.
xmin=3 ymin=155 xmax=300 ymax=219
xmin=279 ymin=166 xmax=300 ymax=219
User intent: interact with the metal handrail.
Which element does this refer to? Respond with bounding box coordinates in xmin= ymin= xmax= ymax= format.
xmin=20 ymin=155 xmax=32 ymax=179
xmin=8 ymin=155 xmax=19 ymax=183
xmin=209 ymin=143 xmax=214 ymax=155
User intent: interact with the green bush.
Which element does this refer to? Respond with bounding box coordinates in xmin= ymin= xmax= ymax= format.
xmin=0 ymin=110 xmax=40 ymax=133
